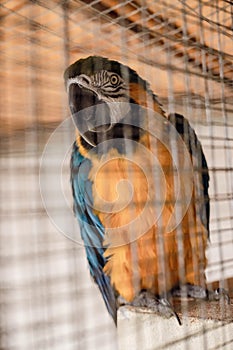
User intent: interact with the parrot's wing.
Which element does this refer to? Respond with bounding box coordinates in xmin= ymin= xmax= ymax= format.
xmin=70 ymin=142 xmax=117 ymax=323
xmin=168 ymin=113 xmax=210 ymax=236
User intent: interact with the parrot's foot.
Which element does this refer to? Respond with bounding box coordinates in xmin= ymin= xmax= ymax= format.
xmin=207 ymin=288 xmax=230 ymax=304
xmin=130 ymin=291 xmax=182 ymax=325
xmin=172 ymin=284 xmax=207 ymax=299
xmin=172 ymin=284 xmax=230 ymax=304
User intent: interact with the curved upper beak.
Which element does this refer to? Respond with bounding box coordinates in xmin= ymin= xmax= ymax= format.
xmin=68 ymin=83 xmax=112 ymax=146
xmin=68 ymin=83 xmax=102 ymax=115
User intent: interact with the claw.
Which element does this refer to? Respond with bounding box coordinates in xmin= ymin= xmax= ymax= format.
xmin=131 ymin=291 xmax=182 ymax=325
xmin=158 ymin=298 xmax=182 ymax=325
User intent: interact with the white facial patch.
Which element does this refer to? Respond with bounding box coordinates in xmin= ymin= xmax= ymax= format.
xmin=106 ymin=102 xmax=131 ymax=124
xmin=67 ymin=75 xmax=101 ymax=98
xmin=67 ymin=73 xmax=130 ymax=130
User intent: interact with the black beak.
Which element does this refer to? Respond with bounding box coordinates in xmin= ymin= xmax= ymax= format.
xmin=69 ymin=83 xmax=102 ymax=114
xmin=68 ymin=84 xmax=112 ymax=146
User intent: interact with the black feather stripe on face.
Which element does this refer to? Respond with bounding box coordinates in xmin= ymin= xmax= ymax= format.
xmin=64 ymin=56 xmax=163 ymax=117
xmin=64 ymin=56 xmax=149 ymax=91
xmin=65 ymin=56 xmax=163 ymax=152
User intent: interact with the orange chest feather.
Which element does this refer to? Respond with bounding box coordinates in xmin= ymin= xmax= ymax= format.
xmin=84 ymin=135 xmax=207 ymax=301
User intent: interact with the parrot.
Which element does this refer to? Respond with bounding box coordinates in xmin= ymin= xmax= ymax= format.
xmin=64 ymin=56 xmax=212 ymax=325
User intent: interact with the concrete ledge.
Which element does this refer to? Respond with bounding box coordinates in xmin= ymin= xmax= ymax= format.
xmin=117 ymin=299 xmax=233 ymax=350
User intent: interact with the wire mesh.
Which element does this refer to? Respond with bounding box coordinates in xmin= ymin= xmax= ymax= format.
xmin=0 ymin=0 xmax=233 ymax=349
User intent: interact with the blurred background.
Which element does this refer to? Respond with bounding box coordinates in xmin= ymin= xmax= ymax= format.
xmin=0 ymin=1 xmax=233 ymax=349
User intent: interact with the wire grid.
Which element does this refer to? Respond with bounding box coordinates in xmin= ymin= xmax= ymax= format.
xmin=0 ymin=0 xmax=233 ymax=349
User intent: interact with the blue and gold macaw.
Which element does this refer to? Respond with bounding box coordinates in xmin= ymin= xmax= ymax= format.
xmin=64 ymin=56 xmax=211 ymax=324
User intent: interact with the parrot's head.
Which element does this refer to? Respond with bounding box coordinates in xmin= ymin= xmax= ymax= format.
xmin=64 ymin=56 xmax=164 ymax=148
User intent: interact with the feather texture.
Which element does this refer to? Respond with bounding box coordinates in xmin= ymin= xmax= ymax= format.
xmin=71 ymin=143 xmax=117 ymax=323
xmin=66 ymin=56 xmax=210 ymax=323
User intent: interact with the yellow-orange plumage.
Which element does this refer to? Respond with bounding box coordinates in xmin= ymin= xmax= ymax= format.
xmin=67 ymin=56 xmax=209 ymax=323
xmin=79 ymin=116 xmax=208 ymax=302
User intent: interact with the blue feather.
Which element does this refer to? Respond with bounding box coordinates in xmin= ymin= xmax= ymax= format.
xmin=70 ymin=142 xmax=117 ymax=323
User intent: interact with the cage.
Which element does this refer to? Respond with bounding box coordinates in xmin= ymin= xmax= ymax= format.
xmin=0 ymin=1 xmax=233 ymax=349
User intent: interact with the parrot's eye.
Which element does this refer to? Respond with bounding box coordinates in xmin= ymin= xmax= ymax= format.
xmin=110 ymin=74 xmax=120 ymax=86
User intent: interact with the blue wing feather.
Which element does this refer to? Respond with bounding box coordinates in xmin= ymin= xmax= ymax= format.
xmin=70 ymin=142 xmax=117 ymax=323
